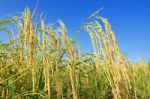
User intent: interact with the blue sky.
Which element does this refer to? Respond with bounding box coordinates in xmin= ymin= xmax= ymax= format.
xmin=0 ymin=0 xmax=150 ymax=62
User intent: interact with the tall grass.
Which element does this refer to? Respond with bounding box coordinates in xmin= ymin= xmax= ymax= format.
xmin=0 ymin=8 xmax=150 ymax=99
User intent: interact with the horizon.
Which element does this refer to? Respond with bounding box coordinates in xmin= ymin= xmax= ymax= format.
xmin=0 ymin=0 xmax=150 ymax=62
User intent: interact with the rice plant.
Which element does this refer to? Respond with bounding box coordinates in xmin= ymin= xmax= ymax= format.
xmin=0 ymin=8 xmax=150 ymax=99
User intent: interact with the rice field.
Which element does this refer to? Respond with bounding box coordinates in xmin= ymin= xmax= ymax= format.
xmin=0 ymin=8 xmax=150 ymax=99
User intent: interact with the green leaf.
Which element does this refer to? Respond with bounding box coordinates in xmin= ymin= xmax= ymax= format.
xmin=0 ymin=40 xmax=14 ymax=49
xmin=0 ymin=18 xmax=17 ymax=26
xmin=0 ymin=28 xmax=8 ymax=31
xmin=8 ymin=79 xmax=15 ymax=99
